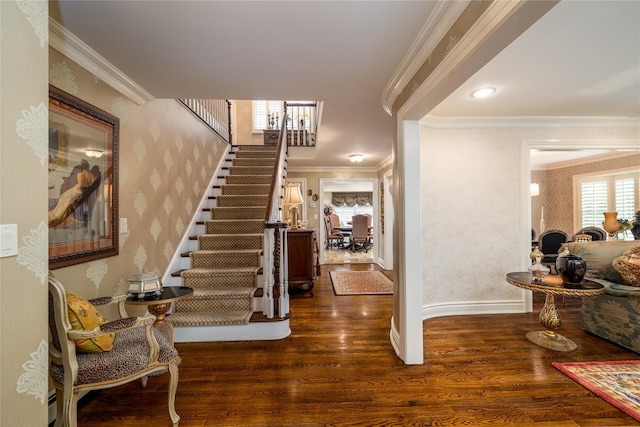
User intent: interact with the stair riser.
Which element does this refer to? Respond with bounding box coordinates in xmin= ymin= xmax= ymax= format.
xmin=205 ymin=221 xmax=264 ymax=234
xmin=176 ymin=297 xmax=252 ymax=313
xmin=216 ymin=196 xmax=269 ymax=207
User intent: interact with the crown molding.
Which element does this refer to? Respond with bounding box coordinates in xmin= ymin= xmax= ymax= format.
xmin=49 ymin=19 xmax=154 ymax=105
xmin=382 ymin=1 xmax=468 ymax=115
xmin=533 ymin=151 xmax=640 ymax=171
xmin=287 ymin=165 xmax=379 ymax=174
xmin=420 ymin=115 xmax=640 ymax=128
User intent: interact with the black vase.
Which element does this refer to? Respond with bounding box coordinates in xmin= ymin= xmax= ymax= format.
xmin=556 ymin=252 xmax=587 ymax=284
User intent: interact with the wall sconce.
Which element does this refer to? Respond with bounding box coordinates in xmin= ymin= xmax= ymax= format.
xmin=349 ymin=154 xmax=363 ymax=163
xmin=85 ymin=149 xmax=103 ymax=158
xmin=530 ymin=183 xmax=540 ymax=197
xmin=284 ymin=184 xmax=303 ymax=230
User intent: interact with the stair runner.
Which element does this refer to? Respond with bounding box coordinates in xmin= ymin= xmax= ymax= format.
xmin=167 ymin=145 xmax=277 ymax=327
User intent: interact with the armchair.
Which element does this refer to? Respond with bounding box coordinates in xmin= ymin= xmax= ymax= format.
xmin=48 ymin=273 xmax=181 ymax=427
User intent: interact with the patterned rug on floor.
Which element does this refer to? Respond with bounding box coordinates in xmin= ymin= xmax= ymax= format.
xmin=329 ymin=271 xmax=393 ymax=295
xmin=553 ymin=360 xmax=640 ymax=422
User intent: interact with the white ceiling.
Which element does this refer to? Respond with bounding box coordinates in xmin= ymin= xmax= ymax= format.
xmin=52 ymin=1 xmax=640 ymax=169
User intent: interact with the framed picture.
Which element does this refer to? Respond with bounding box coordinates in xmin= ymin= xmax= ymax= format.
xmin=48 ymin=85 xmax=119 ymax=269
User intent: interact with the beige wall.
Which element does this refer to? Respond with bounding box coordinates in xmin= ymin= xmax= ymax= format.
xmin=1 ymin=2 xmax=49 ymax=425
xmin=233 ymin=99 xmax=264 ymax=145
xmin=532 ymin=153 xmax=640 ymax=237
xmin=421 ymin=125 xmax=639 ymax=310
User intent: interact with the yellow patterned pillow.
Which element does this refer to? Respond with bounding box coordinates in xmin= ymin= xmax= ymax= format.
xmin=66 ymin=292 xmax=114 ymax=353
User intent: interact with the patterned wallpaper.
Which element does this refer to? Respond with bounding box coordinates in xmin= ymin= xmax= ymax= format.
xmin=1 ymin=1 xmax=49 ymax=425
xmin=48 ymin=48 xmax=229 ymax=305
xmin=531 ymin=154 xmax=640 ymax=238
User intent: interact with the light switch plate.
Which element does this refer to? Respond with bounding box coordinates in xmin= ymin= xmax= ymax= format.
xmin=0 ymin=224 xmax=18 ymax=258
xmin=120 ymin=218 xmax=128 ymax=234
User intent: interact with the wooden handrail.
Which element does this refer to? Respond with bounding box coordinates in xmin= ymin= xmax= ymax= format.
xmin=264 ymin=113 xmax=289 ymax=224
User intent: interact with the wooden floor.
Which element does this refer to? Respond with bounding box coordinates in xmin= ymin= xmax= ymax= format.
xmin=75 ymin=264 xmax=639 ymax=426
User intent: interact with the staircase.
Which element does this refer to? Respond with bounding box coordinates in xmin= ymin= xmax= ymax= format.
xmin=166 ymin=145 xmax=290 ymax=342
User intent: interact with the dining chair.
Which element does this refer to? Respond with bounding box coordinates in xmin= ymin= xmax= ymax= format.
xmin=538 ymin=229 xmax=569 ymax=273
xmin=324 ymin=215 xmax=344 ymax=249
xmin=350 ymin=214 xmax=370 ymax=252
xmin=574 ymin=226 xmax=606 ymax=241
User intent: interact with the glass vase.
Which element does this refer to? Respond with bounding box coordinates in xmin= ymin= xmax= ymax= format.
xmin=603 ymin=212 xmax=619 ymax=240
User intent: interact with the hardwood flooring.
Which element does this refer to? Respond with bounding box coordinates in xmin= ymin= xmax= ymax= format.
xmin=75 ymin=264 xmax=639 ymax=426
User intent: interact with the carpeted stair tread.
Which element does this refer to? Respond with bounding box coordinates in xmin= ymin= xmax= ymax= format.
xmin=225 ymin=175 xmax=273 ymax=185
xmin=167 ymin=311 xmax=253 ymax=327
xmin=181 ymin=267 xmax=259 ymax=288
xmin=205 ymin=220 xmax=265 ymax=234
xmin=234 ymin=151 xmax=277 ymax=159
xmin=232 ymin=158 xmax=275 ymax=167
xmin=197 ymin=234 xmax=263 ymax=250
xmin=210 ymin=207 xmax=266 ymax=220
xmin=175 ymin=288 xmax=255 ymax=313
xmin=189 ymin=249 xmax=262 ymax=269
xmin=229 ymin=166 xmax=274 ymax=176
xmin=215 ymin=195 xmax=269 ymax=207
xmin=221 ymin=184 xmax=271 ymax=195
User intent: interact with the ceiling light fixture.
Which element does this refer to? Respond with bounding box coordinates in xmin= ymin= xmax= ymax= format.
xmin=470 ymin=87 xmax=496 ymax=98
xmin=349 ymin=154 xmax=363 ymax=163
xmin=85 ymin=149 xmax=103 ymax=158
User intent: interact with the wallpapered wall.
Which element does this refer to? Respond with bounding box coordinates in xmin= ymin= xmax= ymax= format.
xmin=48 ymin=48 xmax=229 ymax=303
xmin=531 ymin=153 xmax=640 ymax=237
xmin=1 ymin=2 xmax=49 ymax=425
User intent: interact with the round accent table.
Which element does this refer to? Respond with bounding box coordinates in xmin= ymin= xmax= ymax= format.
xmin=126 ymin=286 xmax=193 ymax=344
xmin=505 ymin=272 xmax=604 ymax=352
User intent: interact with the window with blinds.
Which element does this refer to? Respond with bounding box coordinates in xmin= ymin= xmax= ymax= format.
xmin=252 ymin=100 xmax=283 ymax=132
xmin=577 ymin=170 xmax=639 ymax=239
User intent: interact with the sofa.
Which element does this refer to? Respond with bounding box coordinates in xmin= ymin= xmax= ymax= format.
xmin=560 ymin=240 xmax=640 ymax=354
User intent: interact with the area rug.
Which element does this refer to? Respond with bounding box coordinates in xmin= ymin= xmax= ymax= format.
xmin=329 ymin=271 xmax=393 ymax=295
xmin=553 ymin=360 xmax=640 ymax=421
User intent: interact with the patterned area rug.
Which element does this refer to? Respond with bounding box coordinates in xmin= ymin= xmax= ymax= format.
xmin=553 ymin=360 xmax=640 ymax=421
xmin=329 ymin=271 xmax=393 ymax=295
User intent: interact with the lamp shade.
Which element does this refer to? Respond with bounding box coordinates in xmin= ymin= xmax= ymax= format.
xmin=285 ymin=184 xmax=303 ymax=204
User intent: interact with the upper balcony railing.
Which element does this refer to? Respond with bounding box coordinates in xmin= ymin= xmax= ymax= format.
xmin=179 ymin=99 xmax=232 ymax=144
xmin=263 ymin=101 xmax=322 ymax=148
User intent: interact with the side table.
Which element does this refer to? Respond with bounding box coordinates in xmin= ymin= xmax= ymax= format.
xmin=126 ymin=286 xmax=193 ymax=344
xmin=505 ymin=272 xmax=604 ymax=351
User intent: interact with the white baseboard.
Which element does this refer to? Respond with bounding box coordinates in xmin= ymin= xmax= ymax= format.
xmin=422 ymin=299 xmax=527 ymax=319
xmin=174 ymin=320 xmax=291 ymax=343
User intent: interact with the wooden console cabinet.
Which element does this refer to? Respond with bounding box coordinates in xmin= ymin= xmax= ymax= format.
xmin=287 ymin=229 xmax=318 ymax=296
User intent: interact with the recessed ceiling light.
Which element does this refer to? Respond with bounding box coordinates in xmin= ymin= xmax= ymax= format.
xmin=349 ymin=154 xmax=363 ymax=163
xmin=470 ymin=87 xmax=496 ymax=98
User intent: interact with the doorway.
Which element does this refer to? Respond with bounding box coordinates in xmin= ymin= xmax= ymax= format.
xmin=319 ymin=178 xmax=378 ymax=265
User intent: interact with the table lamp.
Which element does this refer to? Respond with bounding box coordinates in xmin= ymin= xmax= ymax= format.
xmin=285 ymin=184 xmax=303 ymax=230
